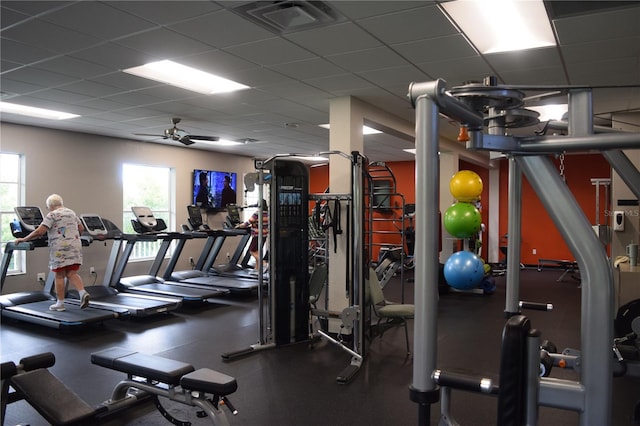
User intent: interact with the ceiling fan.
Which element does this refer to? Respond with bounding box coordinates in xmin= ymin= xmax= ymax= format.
xmin=134 ymin=118 xmax=219 ymax=146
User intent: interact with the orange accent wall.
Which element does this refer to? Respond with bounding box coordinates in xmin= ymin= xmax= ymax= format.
xmin=309 ymin=165 xmax=329 ymax=194
xmin=498 ymin=153 xmax=611 ymax=264
xmin=306 ymin=155 xmax=609 ymax=265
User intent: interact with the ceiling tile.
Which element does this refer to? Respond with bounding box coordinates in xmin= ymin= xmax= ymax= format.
xmin=393 ymin=34 xmax=477 ymax=64
xmin=1 ymin=6 xmax=30 ymax=29
xmin=357 ymin=4 xmax=456 ymax=45
xmin=178 ymin=50 xmax=260 ymax=76
xmin=269 ymin=57 xmax=346 ymax=80
xmin=417 ymin=56 xmax=493 ymax=86
xmin=304 ymin=73 xmax=373 ymax=94
xmin=1 ymin=18 xmax=100 ymax=54
xmin=89 ymin=72 xmax=162 ymax=93
xmin=69 ymin=42 xmax=161 ymax=70
xmin=554 ymin=6 xmax=640 ymax=45
xmin=284 ymin=22 xmax=382 ymax=56
xmin=328 ymin=1 xmax=423 ymax=20
xmin=0 ymin=37 xmax=58 ymax=65
xmin=499 ymin=67 xmax=568 ymax=85
xmin=3 ymin=66 xmax=77 ymax=88
xmin=169 ymin=10 xmax=275 ymax=49
xmin=326 ymin=46 xmax=410 ymax=73
xmin=566 ymin=57 xmax=640 ymax=86
xmin=31 ymin=56 xmax=113 ymax=80
xmin=0 ymin=1 xmax=73 ymax=17
xmin=223 ymin=37 xmax=316 ymax=66
xmin=40 ymin=2 xmax=157 ymax=40
xmin=0 ymin=59 xmax=22 ymax=74
xmin=484 ymin=47 xmax=563 ymax=73
xmin=357 ymin=65 xmax=430 ymax=88
xmin=0 ymin=78 xmax=47 ymax=97
xmin=561 ymin=36 xmax=640 ymax=65
xmin=29 ymin=88 xmax=93 ymax=104
xmin=114 ymin=28 xmax=214 ymax=60
xmin=107 ymin=1 xmax=222 ymax=25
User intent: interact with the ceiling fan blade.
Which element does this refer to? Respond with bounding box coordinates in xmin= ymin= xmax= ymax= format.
xmin=178 ymin=135 xmax=195 ymax=146
xmin=187 ymin=135 xmax=220 ymax=142
xmin=134 ymin=133 xmax=167 ymax=138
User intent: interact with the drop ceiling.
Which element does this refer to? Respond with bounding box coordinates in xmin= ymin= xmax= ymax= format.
xmin=1 ymin=1 xmax=639 ymax=162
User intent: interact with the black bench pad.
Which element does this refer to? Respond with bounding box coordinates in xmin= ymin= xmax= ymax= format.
xmin=91 ymin=347 xmax=194 ymax=386
xmin=10 ymin=368 xmax=96 ymax=425
xmin=181 ymin=368 xmax=238 ymax=396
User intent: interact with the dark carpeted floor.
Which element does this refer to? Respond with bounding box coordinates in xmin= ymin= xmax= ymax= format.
xmin=1 ymin=268 xmax=638 ymax=425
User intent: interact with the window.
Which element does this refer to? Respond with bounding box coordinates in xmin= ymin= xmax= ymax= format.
xmin=122 ymin=164 xmax=174 ymax=260
xmin=1 ymin=153 xmax=24 ymax=275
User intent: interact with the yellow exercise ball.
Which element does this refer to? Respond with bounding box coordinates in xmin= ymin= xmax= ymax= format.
xmin=450 ymin=170 xmax=483 ymax=202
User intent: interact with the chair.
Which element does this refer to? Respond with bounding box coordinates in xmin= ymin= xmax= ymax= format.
xmin=367 ymin=268 xmax=414 ymax=355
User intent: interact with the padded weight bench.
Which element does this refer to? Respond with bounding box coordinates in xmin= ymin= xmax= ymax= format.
xmin=1 ymin=352 xmax=98 ymax=426
xmin=91 ymin=347 xmax=238 ymax=425
xmin=537 ymin=258 xmax=580 ymax=282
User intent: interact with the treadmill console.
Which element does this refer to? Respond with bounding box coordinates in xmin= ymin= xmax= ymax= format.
xmin=187 ymin=205 xmax=210 ymax=231
xmin=226 ymin=204 xmax=242 ymax=227
xmin=14 ymin=206 xmax=44 ymax=232
xmin=80 ymin=214 xmax=108 ymax=236
xmin=11 ymin=206 xmax=47 ymax=245
xmin=130 ymin=206 xmax=167 ymax=234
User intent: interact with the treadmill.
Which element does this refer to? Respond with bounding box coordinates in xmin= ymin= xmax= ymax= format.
xmin=114 ymin=207 xmax=229 ymax=303
xmin=165 ymin=205 xmax=259 ymax=293
xmin=61 ymin=214 xmax=182 ymax=317
xmin=0 ymin=207 xmax=125 ymax=330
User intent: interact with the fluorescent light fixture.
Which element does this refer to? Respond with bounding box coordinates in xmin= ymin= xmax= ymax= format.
xmin=318 ymin=124 xmax=383 ymax=135
xmin=124 ymin=60 xmax=249 ymax=94
xmin=195 ymin=138 xmax=242 ymax=146
xmin=442 ymin=0 xmax=556 ymax=54
xmin=0 ymin=101 xmax=80 ymax=120
xmin=528 ymin=104 xmax=568 ymax=122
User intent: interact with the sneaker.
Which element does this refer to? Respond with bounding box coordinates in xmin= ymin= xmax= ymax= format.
xmin=49 ymin=303 xmax=65 ymax=312
xmin=80 ymin=292 xmax=90 ymax=309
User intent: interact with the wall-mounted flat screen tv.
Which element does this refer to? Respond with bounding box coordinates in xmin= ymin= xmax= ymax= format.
xmin=192 ymin=169 xmax=237 ymax=211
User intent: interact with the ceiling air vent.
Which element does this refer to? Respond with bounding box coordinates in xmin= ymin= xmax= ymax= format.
xmin=232 ymin=1 xmax=344 ymax=34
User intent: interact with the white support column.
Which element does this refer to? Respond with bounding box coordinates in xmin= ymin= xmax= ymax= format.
xmin=488 ymin=167 xmax=501 ymax=263
xmin=328 ymin=97 xmax=364 ymax=326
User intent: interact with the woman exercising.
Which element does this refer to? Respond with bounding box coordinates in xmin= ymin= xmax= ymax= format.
xmin=14 ymin=194 xmax=90 ymax=311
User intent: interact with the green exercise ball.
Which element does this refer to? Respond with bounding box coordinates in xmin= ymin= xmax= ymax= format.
xmin=444 ymin=202 xmax=482 ymax=238
xmin=450 ymin=170 xmax=483 ymax=202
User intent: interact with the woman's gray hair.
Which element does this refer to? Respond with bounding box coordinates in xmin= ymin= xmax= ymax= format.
xmin=46 ymin=194 xmax=64 ymax=210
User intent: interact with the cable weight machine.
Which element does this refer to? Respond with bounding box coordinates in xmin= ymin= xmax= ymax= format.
xmin=222 ymin=152 xmax=369 ymax=385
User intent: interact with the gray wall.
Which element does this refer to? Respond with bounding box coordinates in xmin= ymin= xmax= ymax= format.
xmin=611 ymin=114 xmax=640 ymax=260
xmin=1 ymin=122 xmax=255 ymax=294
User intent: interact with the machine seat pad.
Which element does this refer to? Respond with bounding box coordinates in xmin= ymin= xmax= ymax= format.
xmin=10 ymin=368 xmax=96 ymax=425
xmin=180 ymin=368 xmax=238 ymax=396
xmin=91 ymin=347 xmax=194 ymax=386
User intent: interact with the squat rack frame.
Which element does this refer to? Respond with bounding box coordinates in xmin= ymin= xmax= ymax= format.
xmin=407 ymin=78 xmax=640 ymax=425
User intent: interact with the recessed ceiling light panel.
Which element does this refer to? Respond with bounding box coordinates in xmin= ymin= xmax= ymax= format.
xmin=0 ymin=101 xmax=80 ymax=120
xmin=442 ymin=0 xmax=556 ymax=54
xmin=124 ymin=60 xmax=249 ymax=95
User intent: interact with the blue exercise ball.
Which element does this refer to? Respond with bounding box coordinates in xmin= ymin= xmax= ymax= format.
xmin=443 ymin=251 xmax=485 ymax=290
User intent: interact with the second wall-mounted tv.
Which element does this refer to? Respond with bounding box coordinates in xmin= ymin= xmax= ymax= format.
xmin=193 ymin=169 xmax=237 ymax=211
